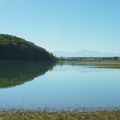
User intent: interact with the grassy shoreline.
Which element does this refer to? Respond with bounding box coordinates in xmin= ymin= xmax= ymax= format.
xmin=0 ymin=110 xmax=120 ymax=120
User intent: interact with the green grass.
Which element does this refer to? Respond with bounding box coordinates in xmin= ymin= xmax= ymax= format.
xmin=0 ymin=110 xmax=120 ymax=120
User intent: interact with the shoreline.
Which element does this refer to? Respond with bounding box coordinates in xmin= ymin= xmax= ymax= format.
xmin=0 ymin=110 xmax=120 ymax=120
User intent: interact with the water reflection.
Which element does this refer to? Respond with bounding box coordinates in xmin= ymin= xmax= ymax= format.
xmin=0 ymin=61 xmax=55 ymax=88
xmin=0 ymin=61 xmax=120 ymax=110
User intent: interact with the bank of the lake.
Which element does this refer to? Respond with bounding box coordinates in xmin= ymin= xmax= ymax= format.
xmin=0 ymin=110 xmax=120 ymax=120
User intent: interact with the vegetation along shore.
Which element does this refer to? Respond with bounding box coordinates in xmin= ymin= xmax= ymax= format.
xmin=0 ymin=110 xmax=120 ymax=120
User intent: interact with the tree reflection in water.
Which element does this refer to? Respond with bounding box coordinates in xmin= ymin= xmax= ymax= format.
xmin=0 ymin=61 xmax=55 ymax=88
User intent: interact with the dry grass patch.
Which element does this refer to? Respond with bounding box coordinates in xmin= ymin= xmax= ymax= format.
xmin=0 ymin=110 xmax=120 ymax=120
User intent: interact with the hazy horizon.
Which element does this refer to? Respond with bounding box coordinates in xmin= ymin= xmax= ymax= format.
xmin=0 ymin=0 xmax=120 ymax=53
xmin=53 ymin=50 xmax=120 ymax=57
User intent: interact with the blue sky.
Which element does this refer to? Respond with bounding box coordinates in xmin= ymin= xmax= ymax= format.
xmin=0 ymin=0 xmax=120 ymax=53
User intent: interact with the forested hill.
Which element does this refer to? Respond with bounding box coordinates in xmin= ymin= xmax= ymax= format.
xmin=0 ymin=34 xmax=55 ymax=61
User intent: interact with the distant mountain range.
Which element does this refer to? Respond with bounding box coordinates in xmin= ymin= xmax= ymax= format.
xmin=54 ymin=50 xmax=120 ymax=57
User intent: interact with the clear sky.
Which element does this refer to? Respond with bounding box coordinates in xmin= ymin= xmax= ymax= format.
xmin=0 ymin=0 xmax=120 ymax=53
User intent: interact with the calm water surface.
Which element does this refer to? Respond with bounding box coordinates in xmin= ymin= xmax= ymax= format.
xmin=0 ymin=61 xmax=120 ymax=110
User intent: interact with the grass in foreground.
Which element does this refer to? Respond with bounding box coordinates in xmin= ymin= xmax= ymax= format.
xmin=0 ymin=110 xmax=120 ymax=120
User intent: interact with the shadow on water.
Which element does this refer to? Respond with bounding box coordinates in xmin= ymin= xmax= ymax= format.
xmin=0 ymin=60 xmax=119 ymax=88
xmin=0 ymin=61 xmax=55 ymax=88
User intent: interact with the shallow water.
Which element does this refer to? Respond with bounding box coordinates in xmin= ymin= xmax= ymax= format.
xmin=0 ymin=61 xmax=120 ymax=110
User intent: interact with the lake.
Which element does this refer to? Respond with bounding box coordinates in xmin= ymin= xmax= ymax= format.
xmin=0 ymin=61 xmax=120 ymax=111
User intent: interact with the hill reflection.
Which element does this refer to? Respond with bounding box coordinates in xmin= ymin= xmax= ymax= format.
xmin=0 ymin=61 xmax=55 ymax=88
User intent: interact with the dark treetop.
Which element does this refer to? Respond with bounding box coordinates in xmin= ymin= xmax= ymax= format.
xmin=0 ymin=34 xmax=56 ymax=61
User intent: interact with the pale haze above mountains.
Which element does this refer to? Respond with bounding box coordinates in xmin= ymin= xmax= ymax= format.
xmin=54 ymin=50 xmax=120 ymax=57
